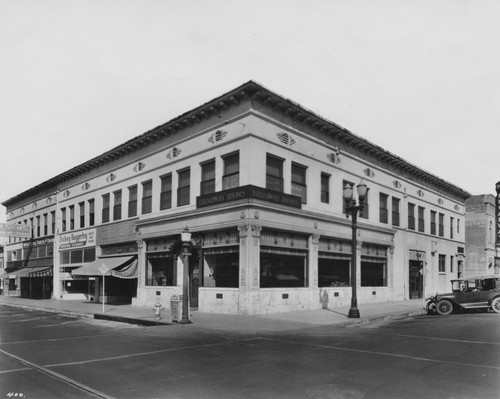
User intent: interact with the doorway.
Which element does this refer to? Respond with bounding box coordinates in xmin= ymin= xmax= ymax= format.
xmin=409 ymin=260 xmax=423 ymax=299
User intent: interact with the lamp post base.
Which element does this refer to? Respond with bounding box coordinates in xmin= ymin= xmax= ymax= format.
xmin=179 ymin=318 xmax=192 ymax=324
xmin=347 ymin=308 xmax=360 ymax=318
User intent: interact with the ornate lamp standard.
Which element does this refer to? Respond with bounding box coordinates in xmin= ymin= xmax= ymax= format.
xmin=180 ymin=227 xmax=192 ymax=324
xmin=343 ymin=180 xmax=368 ymax=318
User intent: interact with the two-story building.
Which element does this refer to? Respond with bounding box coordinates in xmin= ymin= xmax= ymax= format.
xmin=1 ymin=81 xmax=469 ymax=314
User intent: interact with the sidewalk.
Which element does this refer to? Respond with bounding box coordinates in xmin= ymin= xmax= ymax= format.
xmin=0 ymin=295 xmax=427 ymax=333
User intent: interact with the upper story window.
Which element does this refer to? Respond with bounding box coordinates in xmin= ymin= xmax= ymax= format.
xmin=79 ymin=202 xmax=85 ymax=229
xmin=128 ymin=185 xmax=137 ymax=217
xmin=51 ymin=211 xmax=55 ymax=234
xmin=438 ymin=213 xmax=445 ymax=237
xmin=113 ymin=190 xmax=122 ymax=221
xmin=321 ymin=173 xmax=330 ymax=204
xmin=160 ymin=174 xmax=172 ymax=210
xmin=450 ymin=217 xmax=454 ymax=239
xmin=36 ymin=215 xmax=41 ymax=237
xmin=69 ymin=205 xmax=75 ymax=230
xmin=430 ymin=210 xmax=437 ymax=235
xmin=439 ymin=254 xmax=446 ymax=273
xmin=142 ymin=180 xmax=153 ymax=214
xmin=359 ymin=188 xmax=369 ymax=219
xmin=418 ymin=206 xmax=425 ymax=232
xmin=408 ymin=203 xmax=415 ymax=230
xmin=392 ymin=197 xmax=400 ymax=227
xmin=102 ymin=194 xmax=110 ymax=223
xmin=342 ymin=180 xmax=354 ymax=215
xmin=379 ymin=193 xmax=388 ymax=224
xmin=88 ymin=199 xmax=95 ymax=227
xmin=200 ymin=159 xmax=216 ymax=195
xmin=291 ymin=162 xmax=307 ymax=204
xmin=177 ymin=168 xmax=190 ymax=206
xmin=266 ymin=154 xmax=284 ymax=192
xmin=43 ymin=213 xmax=48 ymax=236
xmin=222 ymin=152 xmax=239 ymax=190
xmin=61 ymin=208 xmax=67 ymax=232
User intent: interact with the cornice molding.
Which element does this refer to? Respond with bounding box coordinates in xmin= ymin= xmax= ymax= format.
xmin=2 ymin=80 xmax=470 ymax=207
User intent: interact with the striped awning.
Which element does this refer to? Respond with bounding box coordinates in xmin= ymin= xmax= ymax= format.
xmin=0 ymin=266 xmax=52 ymax=279
xmin=71 ymin=256 xmax=137 ymax=279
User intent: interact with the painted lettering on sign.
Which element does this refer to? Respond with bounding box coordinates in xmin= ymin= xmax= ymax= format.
xmin=196 ymin=185 xmax=302 ymax=209
xmin=59 ymin=229 xmax=96 ymax=250
xmin=0 ymin=223 xmax=31 ymax=238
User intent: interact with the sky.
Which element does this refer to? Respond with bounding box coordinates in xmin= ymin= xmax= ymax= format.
xmin=1 ymin=0 xmax=499 ymax=226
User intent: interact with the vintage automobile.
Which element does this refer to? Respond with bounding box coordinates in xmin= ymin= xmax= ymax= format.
xmin=426 ymin=275 xmax=500 ymax=315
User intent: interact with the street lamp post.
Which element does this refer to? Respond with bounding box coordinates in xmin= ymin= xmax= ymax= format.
xmin=343 ymin=180 xmax=368 ymax=319
xmin=180 ymin=227 xmax=192 ymax=324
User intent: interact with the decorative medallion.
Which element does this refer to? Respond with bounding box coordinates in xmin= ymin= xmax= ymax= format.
xmin=133 ymin=162 xmax=146 ymax=172
xmin=32 ymin=203 xmax=37 ymax=210
xmin=454 ymin=204 xmax=460 ymax=211
xmin=63 ymin=190 xmax=71 ymax=198
xmin=437 ymin=198 xmax=444 ymax=205
xmin=208 ymin=129 xmax=227 ymax=144
xmin=393 ymin=180 xmax=402 ymax=189
xmin=81 ymin=182 xmax=90 ymax=191
xmin=9 ymin=212 xmax=14 ymax=218
xmin=46 ymin=197 xmax=53 ymax=204
xmin=326 ymin=147 xmax=341 ymax=164
xmin=106 ymin=173 xmax=116 ymax=183
xmin=363 ymin=168 xmax=375 ymax=178
xmin=20 ymin=207 xmax=25 ymax=214
xmin=417 ymin=189 xmax=425 ymax=197
xmin=277 ymin=132 xmax=296 ymax=146
xmin=166 ymin=147 xmax=182 ymax=159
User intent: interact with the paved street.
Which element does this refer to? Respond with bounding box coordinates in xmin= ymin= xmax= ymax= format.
xmin=0 ymin=306 xmax=499 ymax=399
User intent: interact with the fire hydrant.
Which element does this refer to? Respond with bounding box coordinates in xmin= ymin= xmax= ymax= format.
xmin=153 ymin=300 xmax=163 ymax=320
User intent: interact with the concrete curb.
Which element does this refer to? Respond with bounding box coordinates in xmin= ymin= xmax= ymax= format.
xmin=1 ymin=302 xmax=94 ymax=320
xmin=1 ymin=302 xmax=428 ymax=330
xmin=341 ymin=309 xmax=428 ymax=328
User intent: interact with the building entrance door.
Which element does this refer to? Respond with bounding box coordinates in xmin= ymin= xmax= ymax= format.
xmin=409 ymin=260 xmax=423 ymax=299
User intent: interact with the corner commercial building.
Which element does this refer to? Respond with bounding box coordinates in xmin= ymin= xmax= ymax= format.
xmin=1 ymin=81 xmax=470 ymax=314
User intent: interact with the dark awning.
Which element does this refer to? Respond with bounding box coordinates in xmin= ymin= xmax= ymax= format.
xmin=0 ymin=266 xmax=53 ymax=279
xmin=71 ymin=256 xmax=137 ymax=279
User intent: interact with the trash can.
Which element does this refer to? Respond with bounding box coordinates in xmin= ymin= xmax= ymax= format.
xmin=170 ymin=295 xmax=183 ymax=322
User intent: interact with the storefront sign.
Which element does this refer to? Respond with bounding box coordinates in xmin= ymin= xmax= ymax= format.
xmin=197 ymin=185 xmax=302 ymax=209
xmin=0 ymin=223 xmax=31 ymax=238
xmin=22 ymin=237 xmax=54 ymax=249
xmin=59 ymin=229 xmax=96 ymax=250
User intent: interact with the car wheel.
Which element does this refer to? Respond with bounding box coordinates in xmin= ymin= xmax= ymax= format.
xmin=436 ymin=299 xmax=453 ymax=315
xmin=491 ymin=297 xmax=500 ymax=314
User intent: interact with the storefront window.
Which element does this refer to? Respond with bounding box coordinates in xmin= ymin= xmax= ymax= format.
xmin=203 ymin=249 xmax=238 ymax=288
xmin=318 ymin=255 xmax=350 ymax=287
xmin=260 ymin=249 xmax=307 ymax=288
xmin=146 ymin=252 xmax=176 ymax=286
xmin=361 ymin=258 xmax=387 ymax=286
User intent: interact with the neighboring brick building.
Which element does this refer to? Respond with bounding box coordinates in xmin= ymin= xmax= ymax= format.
xmin=1 ymin=81 xmax=470 ymax=314
xmin=465 ymin=194 xmax=497 ymax=277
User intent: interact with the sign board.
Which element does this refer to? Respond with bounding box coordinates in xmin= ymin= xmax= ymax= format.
xmin=98 ymin=264 xmax=110 ymax=275
xmin=0 ymin=223 xmax=31 ymax=238
xmin=59 ymin=229 xmax=96 ymax=250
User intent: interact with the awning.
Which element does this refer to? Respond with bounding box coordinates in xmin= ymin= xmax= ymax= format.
xmin=71 ymin=256 xmax=137 ymax=279
xmin=0 ymin=266 xmax=53 ymax=279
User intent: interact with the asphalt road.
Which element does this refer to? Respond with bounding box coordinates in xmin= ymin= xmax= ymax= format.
xmin=0 ymin=306 xmax=498 ymax=399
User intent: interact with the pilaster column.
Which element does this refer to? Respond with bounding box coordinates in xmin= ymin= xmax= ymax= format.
xmin=309 ymin=234 xmax=320 ymax=288
xmin=136 ymin=238 xmax=145 ymax=288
